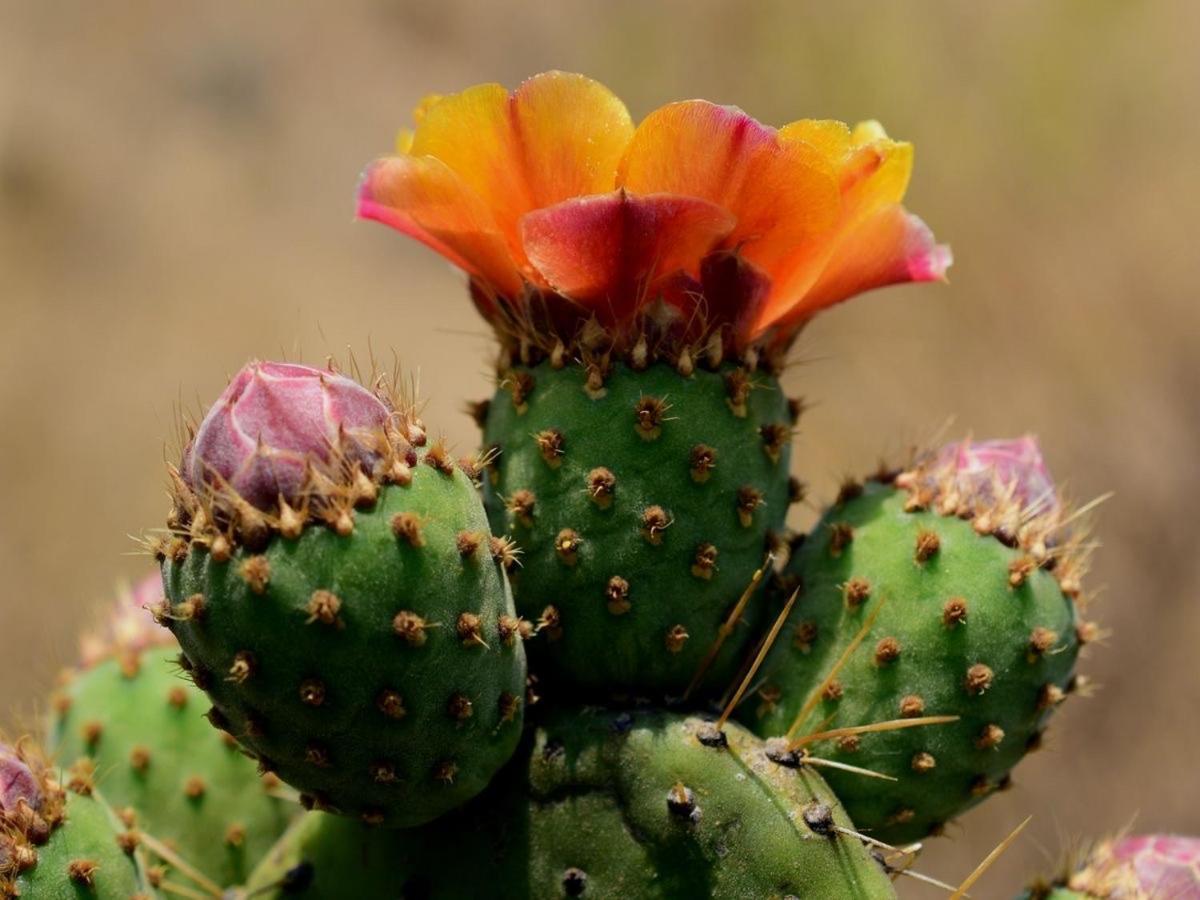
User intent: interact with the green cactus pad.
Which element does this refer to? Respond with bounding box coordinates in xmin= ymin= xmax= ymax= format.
xmin=481 ymin=360 xmax=796 ymax=696
xmin=2 ymin=755 xmax=154 ymax=899
xmin=743 ymin=479 xmax=1081 ymax=845
xmin=242 ymin=709 xmax=897 ymax=899
xmin=49 ymin=649 xmax=294 ymax=888
xmin=162 ymin=456 xmax=527 ymax=828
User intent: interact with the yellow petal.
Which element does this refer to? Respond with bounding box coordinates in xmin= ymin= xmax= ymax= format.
xmin=409 ymin=72 xmax=633 ymax=272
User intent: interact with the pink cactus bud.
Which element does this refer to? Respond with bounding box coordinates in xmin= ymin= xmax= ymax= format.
xmin=182 ymin=361 xmax=393 ymax=510
xmin=1110 ymin=834 xmax=1200 ymax=898
xmin=0 ymin=744 xmax=42 ymax=816
xmin=79 ymin=573 xmax=172 ymax=668
xmin=935 ymin=435 xmax=1057 ymax=514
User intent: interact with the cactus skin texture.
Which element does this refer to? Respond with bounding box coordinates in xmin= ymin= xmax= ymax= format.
xmin=50 ymin=577 xmax=294 ymax=890
xmin=1 ymin=740 xmax=154 ymax=899
xmin=744 ymin=441 xmax=1089 ymax=845
xmin=1019 ymin=834 xmax=1200 ymax=899
xmin=481 ymin=360 xmax=796 ymax=696
xmin=163 ymin=455 xmax=527 ymax=828
xmin=242 ymin=709 xmax=897 ymax=899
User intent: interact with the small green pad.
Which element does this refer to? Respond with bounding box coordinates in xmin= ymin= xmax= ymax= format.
xmin=745 ymin=480 xmax=1079 ymax=844
xmin=50 ymin=650 xmax=294 ymax=888
xmin=163 ymin=457 xmax=527 ymax=828
xmin=482 ymin=361 xmax=794 ymax=696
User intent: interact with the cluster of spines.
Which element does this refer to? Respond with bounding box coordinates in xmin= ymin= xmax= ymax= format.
xmin=479 ymin=292 xmax=797 ymax=387
xmin=890 ymin=450 xmax=1094 ymax=600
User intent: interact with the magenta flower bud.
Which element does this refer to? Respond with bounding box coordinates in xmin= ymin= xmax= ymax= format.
xmin=79 ymin=573 xmax=172 ymax=669
xmin=935 ymin=435 xmax=1057 ymax=514
xmin=1110 ymin=835 xmax=1200 ymax=898
xmin=0 ymin=744 xmax=42 ymax=816
xmin=182 ymin=361 xmax=393 ymax=511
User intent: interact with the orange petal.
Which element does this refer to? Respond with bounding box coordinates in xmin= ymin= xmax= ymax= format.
xmin=357 ymin=155 xmax=523 ymax=299
xmin=409 ymin=72 xmax=633 ymax=268
xmin=617 ymin=101 xmax=840 ymax=279
xmin=757 ymin=122 xmax=918 ymax=329
xmin=521 ymin=190 xmax=735 ymax=321
xmin=764 ymin=206 xmax=951 ymax=337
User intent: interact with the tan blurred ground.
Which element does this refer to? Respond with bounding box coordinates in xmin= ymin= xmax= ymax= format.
xmin=1 ymin=1 xmax=1197 ymax=895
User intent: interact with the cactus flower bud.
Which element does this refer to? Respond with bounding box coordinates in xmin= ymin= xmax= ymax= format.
xmin=935 ymin=435 xmax=1058 ymax=513
xmin=78 ymin=573 xmax=172 ymax=669
xmin=1106 ymin=835 xmax=1200 ymax=897
xmin=0 ymin=743 xmax=42 ymax=816
xmin=182 ymin=361 xmax=394 ymax=511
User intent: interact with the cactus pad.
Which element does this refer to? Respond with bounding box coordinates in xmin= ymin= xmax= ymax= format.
xmin=1 ymin=740 xmax=153 ymax=899
xmin=50 ymin=577 xmax=294 ymax=888
xmin=159 ymin=361 xmax=527 ymax=827
xmin=744 ymin=439 xmax=1092 ymax=844
xmin=481 ymin=360 xmax=796 ymax=696
xmin=243 ymin=709 xmax=897 ymax=899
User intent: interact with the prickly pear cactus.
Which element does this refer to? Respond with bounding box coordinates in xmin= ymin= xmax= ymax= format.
xmin=481 ymin=359 xmax=797 ymax=696
xmin=1019 ymin=834 xmax=1200 ymax=899
xmin=1 ymin=739 xmax=154 ymax=899
xmin=243 ymin=709 xmax=897 ymax=899
xmin=157 ymin=361 xmax=526 ymax=828
xmin=744 ymin=438 xmax=1094 ymax=844
xmin=49 ymin=575 xmax=294 ymax=889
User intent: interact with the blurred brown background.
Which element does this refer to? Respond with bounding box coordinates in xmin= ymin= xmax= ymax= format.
xmin=1 ymin=0 xmax=1196 ymax=895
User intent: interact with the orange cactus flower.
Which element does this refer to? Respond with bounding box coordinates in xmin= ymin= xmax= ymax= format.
xmin=358 ymin=71 xmax=949 ymax=364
